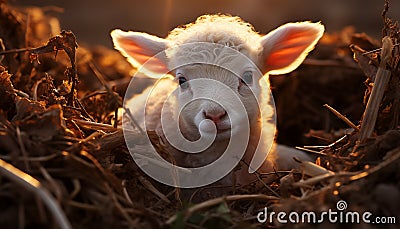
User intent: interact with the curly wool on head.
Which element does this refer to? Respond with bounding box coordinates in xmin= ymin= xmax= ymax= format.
xmin=165 ymin=15 xmax=263 ymax=69
xmin=166 ymin=14 xmax=262 ymax=51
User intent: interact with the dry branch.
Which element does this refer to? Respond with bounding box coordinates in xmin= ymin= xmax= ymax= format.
xmin=323 ymin=104 xmax=359 ymax=131
xmin=358 ymin=36 xmax=394 ymax=142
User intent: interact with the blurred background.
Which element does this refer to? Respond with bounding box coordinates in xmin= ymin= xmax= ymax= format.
xmin=11 ymin=0 xmax=400 ymax=47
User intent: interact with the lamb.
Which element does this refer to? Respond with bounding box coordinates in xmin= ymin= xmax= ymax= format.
xmin=110 ymin=15 xmax=324 ymax=192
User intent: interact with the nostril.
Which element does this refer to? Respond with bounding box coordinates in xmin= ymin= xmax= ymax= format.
xmin=204 ymin=110 xmax=226 ymax=123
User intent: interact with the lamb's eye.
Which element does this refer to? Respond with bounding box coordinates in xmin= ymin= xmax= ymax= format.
xmin=178 ymin=76 xmax=189 ymax=89
xmin=241 ymin=71 xmax=253 ymax=85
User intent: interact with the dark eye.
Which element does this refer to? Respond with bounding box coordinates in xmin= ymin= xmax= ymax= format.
xmin=241 ymin=71 xmax=253 ymax=85
xmin=178 ymin=76 xmax=189 ymax=89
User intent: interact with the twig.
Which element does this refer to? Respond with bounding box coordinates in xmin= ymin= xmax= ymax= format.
xmin=62 ymin=152 xmax=96 ymax=168
xmin=323 ymin=104 xmax=360 ymax=131
xmin=303 ymin=133 xmax=348 ymax=149
xmin=0 ymin=38 xmax=5 ymax=63
xmin=71 ymin=119 xmax=119 ymax=131
xmin=166 ymin=194 xmax=279 ymax=224
xmin=66 ymin=201 xmax=100 ymax=211
xmin=80 ymin=91 xmax=109 ymax=101
xmin=39 ymin=166 xmax=63 ymax=202
xmin=362 ymin=43 xmax=399 ymax=56
xmin=382 ymin=0 xmax=390 ymax=38
xmin=0 ymin=159 xmax=71 ymax=229
xmin=0 ymin=47 xmax=34 ymax=55
xmin=15 ymin=126 xmax=30 ymax=171
xmin=114 ymin=107 xmax=119 ymax=128
xmin=358 ymin=36 xmax=394 ymax=142
xmin=255 ymin=173 xmax=281 ymax=198
xmin=0 ymin=154 xmax=58 ymax=162
xmin=88 ymin=61 xmax=111 ymax=92
xmin=132 ymin=153 xmax=191 ymax=173
xmin=137 ymin=174 xmax=171 ymax=204
xmin=104 ymin=183 xmax=135 ymax=226
xmin=74 ymin=98 xmax=96 ymax=122
xmin=63 ymin=131 xmax=102 ymax=152
xmin=301 ymin=145 xmax=327 ymax=149
xmin=69 ymin=179 xmax=81 ymax=200
xmin=239 ymin=159 xmax=280 ymax=197
xmin=295 ymin=146 xmax=327 ymax=156
xmin=32 ymin=76 xmax=48 ymax=101
xmin=292 ymin=172 xmax=356 ymax=188
xmin=121 ymin=180 xmax=133 ymax=205
xmin=299 ymin=161 xmax=335 ymax=177
xmin=327 ymin=135 xmax=348 ymax=147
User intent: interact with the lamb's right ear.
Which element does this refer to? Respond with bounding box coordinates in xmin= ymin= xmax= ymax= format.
xmin=260 ymin=22 xmax=324 ymax=75
xmin=111 ymin=29 xmax=169 ymax=78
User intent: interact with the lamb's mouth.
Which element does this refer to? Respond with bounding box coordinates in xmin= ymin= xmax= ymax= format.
xmin=198 ymin=125 xmax=231 ymax=137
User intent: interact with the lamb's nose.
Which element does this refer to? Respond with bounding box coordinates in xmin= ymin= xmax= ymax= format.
xmin=204 ymin=110 xmax=227 ymax=123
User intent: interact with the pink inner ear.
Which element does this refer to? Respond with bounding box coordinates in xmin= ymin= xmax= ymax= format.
xmin=118 ymin=38 xmax=161 ymax=64
xmin=263 ymin=23 xmax=324 ymax=75
xmin=265 ymin=32 xmax=315 ymax=69
xmin=114 ymin=35 xmax=169 ymax=76
xmin=144 ymin=58 xmax=169 ymax=73
xmin=267 ymin=46 xmax=307 ymax=64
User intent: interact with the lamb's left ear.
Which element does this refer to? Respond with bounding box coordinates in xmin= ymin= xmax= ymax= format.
xmin=261 ymin=22 xmax=324 ymax=75
xmin=111 ymin=29 xmax=169 ymax=78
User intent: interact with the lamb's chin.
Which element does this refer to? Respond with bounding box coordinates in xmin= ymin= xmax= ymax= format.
xmin=199 ymin=126 xmax=248 ymax=142
xmin=199 ymin=129 xmax=230 ymax=141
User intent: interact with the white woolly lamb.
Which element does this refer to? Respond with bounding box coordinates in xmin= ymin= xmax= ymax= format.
xmin=111 ymin=15 xmax=324 ymax=188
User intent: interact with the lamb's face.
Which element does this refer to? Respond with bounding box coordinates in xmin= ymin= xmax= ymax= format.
xmin=173 ymin=61 xmax=263 ymax=140
xmin=111 ymin=15 xmax=324 ymax=149
xmin=112 ymin=15 xmax=324 ymax=181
